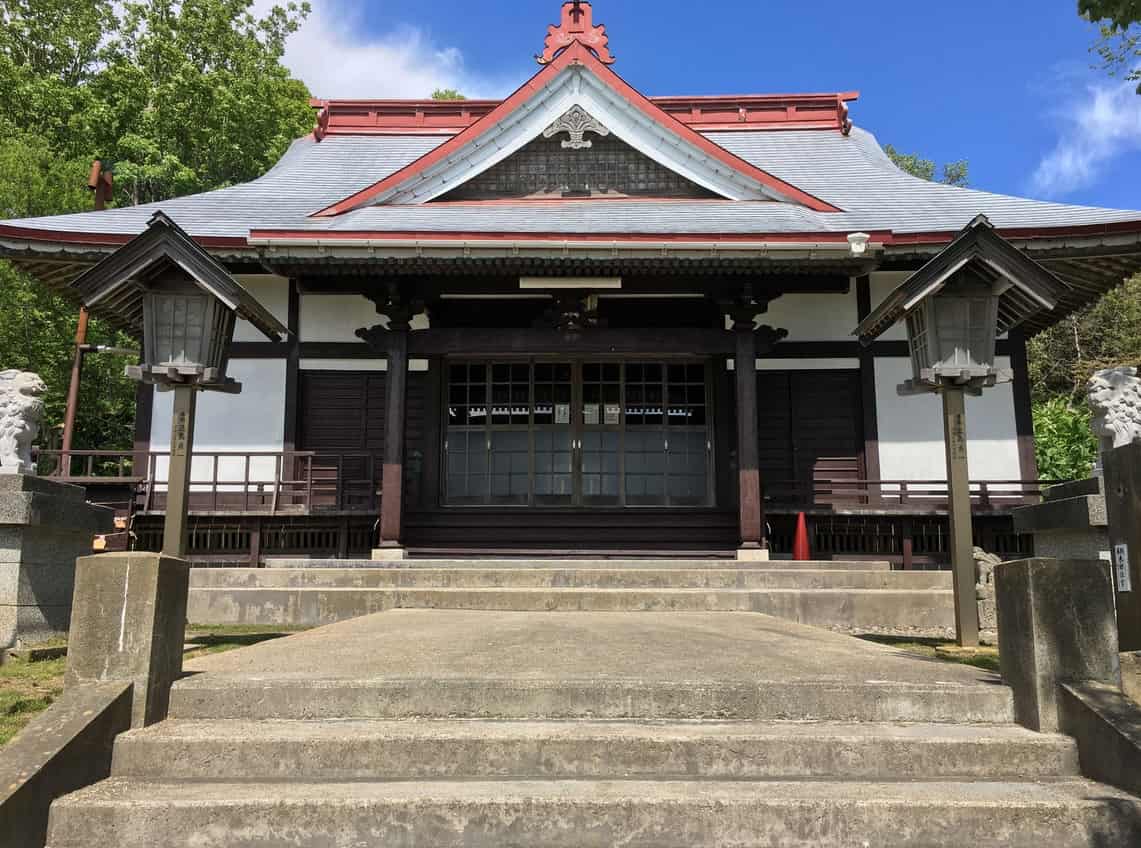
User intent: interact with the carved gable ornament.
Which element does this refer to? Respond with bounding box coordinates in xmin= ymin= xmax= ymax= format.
xmin=537 ymin=1 xmax=615 ymax=65
xmin=542 ymin=105 xmax=610 ymax=149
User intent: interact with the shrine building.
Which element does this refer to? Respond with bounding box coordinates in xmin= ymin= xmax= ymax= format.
xmin=2 ymin=1 xmax=1141 ymax=565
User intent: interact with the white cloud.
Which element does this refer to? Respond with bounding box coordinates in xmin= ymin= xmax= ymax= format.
xmin=254 ymin=0 xmax=510 ymax=99
xmin=1030 ymin=81 xmax=1141 ymax=198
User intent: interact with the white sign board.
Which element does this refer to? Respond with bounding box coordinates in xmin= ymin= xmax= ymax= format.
xmin=1115 ymin=543 xmax=1133 ymax=593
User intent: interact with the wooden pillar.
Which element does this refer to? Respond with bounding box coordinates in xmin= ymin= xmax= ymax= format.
xmin=856 ymin=276 xmax=881 ymax=504
xmin=734 ymin=319 xmax=766 ymax=559
xmin=1008 ymin=328 xmax=1039 ymax=487
xmin=282 ymin=279 xmax=301 ymax=455
xmin=377 ymin=325 xmax=409 ymax=558
xmin=942 ymin=386 xmax=980 ymax=647
xmin=162 ymin=385 xmax=198 ymax=559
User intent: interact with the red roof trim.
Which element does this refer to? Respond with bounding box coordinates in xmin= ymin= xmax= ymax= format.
xmin=312 ymin=92 xmax=858 ymax=136
xmin=248 ymin=219 xmax=1141 ymax=245
xmin=312 ymin=42 xmax=843 ymax=217
xmin=0 ymin=223 xmax=250 ymax=249
xmin=6 ymin=218 xmax=1140 ymax=253
xmin=249 ymin=229 xmax=886 ymax=244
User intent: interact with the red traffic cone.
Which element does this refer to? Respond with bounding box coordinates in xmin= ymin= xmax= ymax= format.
xmin=792 ymin=512 xmax=811 ymax=561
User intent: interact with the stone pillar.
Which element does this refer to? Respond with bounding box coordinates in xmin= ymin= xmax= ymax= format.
xmin=1103 ymin=441 xmax=1141 ymax=652
xmin=65 ymin=551 xmax=190 ymax=727
xmin=0 ymin=475 xmax=114 ymax=649
xmin=995 ymin=557 xmax=1122 ymax=732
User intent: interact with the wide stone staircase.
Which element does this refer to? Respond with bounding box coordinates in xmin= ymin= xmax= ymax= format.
xmin=42 ymin=560 xmax=1141 ymax=846
xmin=187 ymin=557 xmax=956 ymax=634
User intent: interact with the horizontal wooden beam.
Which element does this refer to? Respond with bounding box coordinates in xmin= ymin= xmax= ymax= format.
xmin=228 ymin=338 xmax=1016 ymax=361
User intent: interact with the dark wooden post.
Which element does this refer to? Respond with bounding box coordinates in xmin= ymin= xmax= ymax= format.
xmin=734 ymin=317 xmax=765 ymax=558
xmin=378 ymin=324 xmax=409 ymax=556
xmin=729 ymin=300 xmax=787 ymax=562
xmin=357 ymin=293 xmax=420 ymax=561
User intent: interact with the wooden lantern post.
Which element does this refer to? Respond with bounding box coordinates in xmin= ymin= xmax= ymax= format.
xmin=941 ymin=386 xmax=979 ymax=646
xmin=854 ymin=216 xmax=1065 ymax=648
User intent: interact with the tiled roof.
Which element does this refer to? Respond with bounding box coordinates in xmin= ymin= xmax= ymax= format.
xmin=0 ymin=126 xmax=1138 ymax=242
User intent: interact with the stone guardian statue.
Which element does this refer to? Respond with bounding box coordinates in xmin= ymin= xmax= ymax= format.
xmin=0 ymin=369 xmax=47 ymax=475
xmin=1088 ymin=366 xmax=1141 ymax=472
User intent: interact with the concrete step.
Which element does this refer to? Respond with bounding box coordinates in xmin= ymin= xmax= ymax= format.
xmin=111 ymin=719 xmax=1079 ymax=782
xmin=46 ymin=777 xmax=1141 ymax=848
xmin=191 ymin=567 xmax=949 ymax=590
xmin=169 ymin=675 xmax=1014 ymax=723
xmin=263 ymin=557 xmax=894 ymax=571
xmin=187 ymin=586 xmax=954 ymax=630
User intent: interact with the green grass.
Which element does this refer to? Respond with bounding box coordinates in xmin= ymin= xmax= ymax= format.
xmin=0 ymin=654 xmax=67 ymax=746
xmin=0 ymin=626 xmax=305 ymax=747
xmin=859 ymin=635 xmax=1001 ymax=673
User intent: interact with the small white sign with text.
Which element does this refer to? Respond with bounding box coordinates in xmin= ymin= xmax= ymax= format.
xmin=1114 ymin=543 xmax=1133 ymax=593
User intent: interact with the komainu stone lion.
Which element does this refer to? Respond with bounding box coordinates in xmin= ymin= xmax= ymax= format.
xmin=1088 ymin=366 xmax=1141 ymax=457
xmin=0 ymin=370 xmax=47 ymax=475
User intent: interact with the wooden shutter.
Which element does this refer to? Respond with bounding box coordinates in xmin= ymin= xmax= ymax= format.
xmin=755 ymin=370 xmax=864 ymax=506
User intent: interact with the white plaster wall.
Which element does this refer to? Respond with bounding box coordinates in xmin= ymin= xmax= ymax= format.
xmin=868 ymin=272 xmax=911 ymax=341
xmin=874 ymin=356 xmax=1022 ymax=483
xmin=299 ymin=359 xmax=430 ymax=372
xmin=233 ymin=275 xmax=290 ymax=342
xmin=300 ymin=294 xmax=430 ymax=342
xmin=726 ymin=358 xmax=860 ymax=371
xmin=761 ymin=289 xmax=859 ymax=342
xmin=149 ymin=358 xmax=286 ymax=488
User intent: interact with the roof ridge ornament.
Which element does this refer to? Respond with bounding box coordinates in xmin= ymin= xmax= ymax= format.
xmin=542 ymin=105 xmax=610 ymax=149
xmin=537 ymin=1 xmax=615 ymax=65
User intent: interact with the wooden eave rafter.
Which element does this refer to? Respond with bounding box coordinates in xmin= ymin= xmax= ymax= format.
xmin=311 ymin=41 xmax=842 ymax=217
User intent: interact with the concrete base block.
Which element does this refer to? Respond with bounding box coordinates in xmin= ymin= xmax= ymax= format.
xmin=66 ymin=552 xmax=190 ymax=728
xmin=0 ymin=681 xmax=130 ymax=848
xmin=0 ymin=475 xmax=114 ymax=649
xmin=1059 ymin=681 xmax=1141 ymax=799
xmin=1032 ymin=530 xmax=1111 ymax=562
xmin=372 ymin=547 xmax=407 ymax=562
xmin=737 ymin=546 xmax=770 ymax=562
xmin=995 ymin=558 xmax=1122 ymax=732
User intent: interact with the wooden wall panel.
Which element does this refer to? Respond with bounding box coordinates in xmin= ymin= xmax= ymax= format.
xmin=756 ymin=370 xmax=864 ymax=503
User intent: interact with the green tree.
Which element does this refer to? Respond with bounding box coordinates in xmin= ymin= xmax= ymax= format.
xmin=884 ymin=144 xmax=969 ymax=187
xmin=1032 ymin=397 xmax=1098 ymax=480
xmin=1027 ymin=275 xmax=1141 ymax=402
xmin=0 ymin=0 xmax=316 ymax=451
xmin=1080 ymin=0 xmax=1140 ymax=91
xmin=431 ymin=88 xmax=466 ymax=100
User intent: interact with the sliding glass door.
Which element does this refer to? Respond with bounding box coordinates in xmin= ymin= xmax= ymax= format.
xmin=445 ymin=359 xmax=712 ymax=507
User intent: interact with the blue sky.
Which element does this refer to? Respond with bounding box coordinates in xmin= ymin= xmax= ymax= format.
xmin=270 ymin=0 xmax=1141 ymax=210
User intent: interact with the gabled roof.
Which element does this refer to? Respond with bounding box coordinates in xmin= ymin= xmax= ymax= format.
xmin=70 ymin=212 xmax=286 ymax=339
xmin=855 ymin=215 xmax=1066 ymax=343
xmin=312 ymin=41 xmax=842 ymax=216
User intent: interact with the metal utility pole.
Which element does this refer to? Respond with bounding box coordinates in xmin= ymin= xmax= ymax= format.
xmin=60 ymin=161 xmax=114 ymax=470
xmin=942 ymin=386 xmax=980 ymax=647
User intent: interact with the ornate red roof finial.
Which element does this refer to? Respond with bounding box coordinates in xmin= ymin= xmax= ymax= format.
xmin=537 ymin=1 xmax=615 ymax=65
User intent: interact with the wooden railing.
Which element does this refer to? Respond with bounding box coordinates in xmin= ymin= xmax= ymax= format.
xmin=36 ymin=449 xmax=1054 ymax=516
xmin=36 ymin=450 xmax=384 ymax=516
xmin=764 ymin=478 xmax=1056 ymax=511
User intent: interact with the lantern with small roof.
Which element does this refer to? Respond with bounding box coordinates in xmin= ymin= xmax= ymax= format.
xmin=854 ymin=214 xmax=1066 ymax=647
xmin=69 ymin=212 xmax=286 ymax=556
